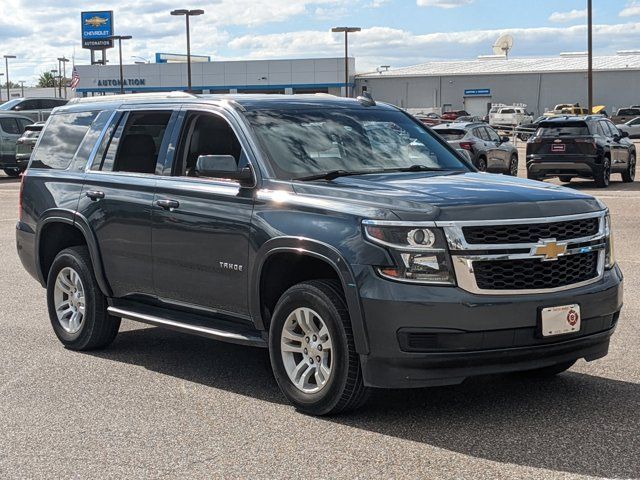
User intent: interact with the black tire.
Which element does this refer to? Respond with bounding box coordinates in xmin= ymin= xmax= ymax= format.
xmin=269 ymin=279 xmax=369 ymax=416
xmin=594 ymin=156 xmax=611 ymax=188
xmin=46 ymin=246 xmax=120 ymax=351
xmin=518 ymin=133 xmax=530 ymax=141
xmin=559 ymin=176 xmax=573 ymax=183
xmin=520 ymin=360 xmax=575 ymax=378
xmin=476 ymin=156 xmax=488 ymax=172
xmin=622 ymin=153 xmax=636 ymax=183
xmin=3 ymin=168 xmax=21 ymax=177
xmin=507 ymin=154 xmax=518 ymax=176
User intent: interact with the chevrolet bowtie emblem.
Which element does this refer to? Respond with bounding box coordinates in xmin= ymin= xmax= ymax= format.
xmin=532 ymin=239 xmax=568 ymax=261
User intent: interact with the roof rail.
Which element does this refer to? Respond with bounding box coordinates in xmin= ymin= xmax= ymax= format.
xmin=67 ymin=91 xmax=197 ymax=104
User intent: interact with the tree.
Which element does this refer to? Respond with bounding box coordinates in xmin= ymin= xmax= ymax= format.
xmin=37 ymin=72 xmax=56 ymax=88
xmin=1 ymin=81 xmax=20 ymax=89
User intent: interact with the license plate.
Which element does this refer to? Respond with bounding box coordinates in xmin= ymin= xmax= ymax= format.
xmin=551 ymin=144 xmax=566 ymax=152
xmin=541 ymin=304 xmax=580 ymax=337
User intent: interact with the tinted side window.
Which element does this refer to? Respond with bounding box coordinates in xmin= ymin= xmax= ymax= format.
xmin=17 ymin=118 xmax=32 ymax=132
xmin=0 ymin=118 xmax=20 ymax=134
xmin=41 ymin=99 xmax=66 ymax=109
xmin=99 ymin=111 xmax=172 ymax=174
xmin=605 ymin=121 xmax=620 ymax=136
xmin=15 ymin=99 xmax=41 ymax=111
xmin=30 ymin=111 xmax=98 ymax=169
xmin=476 ymin=127 xmax=490 ymax=141
xmin=484 ymin=127 xmax=501 ymax=142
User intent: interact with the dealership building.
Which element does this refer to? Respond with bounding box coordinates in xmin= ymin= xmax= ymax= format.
xmin=74 ymin=57 xmax=355 ymax=97
xmin=356 ymin=52 xmax=640 ymax=117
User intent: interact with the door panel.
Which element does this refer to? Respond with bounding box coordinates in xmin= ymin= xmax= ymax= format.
xmin=152 ymin=179 xmax=254 ymax=315
xmin=79 ymin=109 xmax=176 ymax=298
xmin=152 ymin=110 xmax=254 ymax=316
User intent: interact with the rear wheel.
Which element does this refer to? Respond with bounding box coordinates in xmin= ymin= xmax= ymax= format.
xmin=47 ymin=246 xmax=120 ymax=350
xmin=559 ymin=176 xmax=573 ymax=183
xmin=3 ymin=168 xmax=21 ymax=177
xmin=622 ymin=153 xmax=636 ymax=183
xmin=507 ymin=154 xmax=518 ymax=176
xmin=476 ymin=156 xmax=487 ymax=172
xmin=269 ymin=280 xmax=369 ymax=416
xmin=520 ymin=360 xmax=575 ymax=378
xmin=594 ymin=157 xmax=611 ymax=188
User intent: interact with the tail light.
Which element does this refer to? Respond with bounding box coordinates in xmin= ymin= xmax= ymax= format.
xmin=459 ymin=141 xmax=475 ymax=151
xmin=575 ymin=138 xmax=597 ymax=151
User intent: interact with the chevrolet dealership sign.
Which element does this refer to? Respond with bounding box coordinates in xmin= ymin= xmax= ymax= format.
xmin=81 ymin=11 xmax=114 ymax=50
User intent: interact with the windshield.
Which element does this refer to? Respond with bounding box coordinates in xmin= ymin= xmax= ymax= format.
xmin=0 ymin=99 xmax=22 ymax=110
xmin=244 ymin=108 xmax=470 ymax=180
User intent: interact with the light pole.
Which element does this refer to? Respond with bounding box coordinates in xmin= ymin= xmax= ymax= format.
xmin=170 ymin=9 xmax=204 ymax=92
xmin=50 ymin=70 xmax=58 ymax=98
xmin=19 ymin=81 xmax=24 ymax=97
xmin=587 ymin=0 xmax=593 ymax=112
xmin=58 ymin=57 xmax=69 ymax=98
xmin=331 ymin=27 xmax=360 ymax=97
xmin=108 ymin=36 xmax=132 ymax=94
xmin=0 ymin=73 xmax=4 ymax=102
xmin=4 ymin=55 xmax=16 ymax=102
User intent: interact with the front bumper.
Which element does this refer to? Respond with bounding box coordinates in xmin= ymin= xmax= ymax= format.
xmin=354 ymin=264 xmax=623 ymax=388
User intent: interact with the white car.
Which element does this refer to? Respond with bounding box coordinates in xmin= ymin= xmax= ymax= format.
xmin=489 ymin=105 xmax=533 ymax=129
xmin=616 ymin=117 xmax=640 ymax=139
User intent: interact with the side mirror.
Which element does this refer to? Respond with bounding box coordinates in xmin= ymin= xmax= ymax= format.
xmin=501 ymin=136 xmax=510 ymax=143
xmin=195 ymin=155 xmax=254 ymax=186
xmin=621 ymin=130 xmax=629 ymax=138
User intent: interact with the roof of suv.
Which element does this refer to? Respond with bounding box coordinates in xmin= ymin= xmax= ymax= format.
xmin=433 ymin=122 xmax=485 ymax=130
xmin=62 ymin=92 xmax=398 ymax=113
xmin=540 ymin=115 xmax=603 ymax=123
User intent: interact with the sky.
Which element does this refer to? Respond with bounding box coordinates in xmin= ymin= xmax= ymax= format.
xmin=1 ymin=0 xmax=640 ymax=85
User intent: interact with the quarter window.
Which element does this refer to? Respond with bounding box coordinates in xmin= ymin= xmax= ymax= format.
xmin=30 ymin=111 xmax=99 ymax=169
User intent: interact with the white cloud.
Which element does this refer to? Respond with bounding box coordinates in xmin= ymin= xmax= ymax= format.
xmin=416 ymin=0 xmax=474 ymax=8
xmin=620 ymin=1 xmax=640 ymax=17
xmin=229 ymin=22 xmax=640 ymax=73
xmin=549 ymin=9 xmax=587 ymax=23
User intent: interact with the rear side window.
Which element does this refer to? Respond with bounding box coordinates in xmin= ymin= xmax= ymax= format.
xmin=538 ymin=123 xmax=590 ymax=137
xmin=0 ymin=118 xmax=21 ymax=134
xmin=30 ymin=111 xmax=98 ymax=169
xmin=435 ymin=129 xmax=466 ymax=141
xmin=96 ymin=111 xmax=172 ymax=174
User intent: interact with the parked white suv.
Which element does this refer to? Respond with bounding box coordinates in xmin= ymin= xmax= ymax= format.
xmin=489 ymin=105 xmax=533 ymax=129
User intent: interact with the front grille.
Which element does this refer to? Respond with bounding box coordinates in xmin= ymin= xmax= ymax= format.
xmin=473 ymin=252 xmax=599 ymax=290
xmin=462 ymin=217 xmax=599 ymax=244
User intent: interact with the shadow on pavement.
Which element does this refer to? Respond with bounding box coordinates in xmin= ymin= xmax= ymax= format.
xmin=555 ymin=178 xmax=640 ymax=192
xmin=93 ymin=326 xmax=640 ymax=479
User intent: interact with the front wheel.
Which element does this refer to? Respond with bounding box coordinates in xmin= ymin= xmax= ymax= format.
xmin=3 ymin=168 xmax=21 ymax=177
xmin=507 ymin=154 xmax=518 ymax=176
xmin=622 ymin=153 xmax=636 ymax=183
xmin=594 ymin=157 xmax=611 ymax=188
xmin=47 ymin=246 xmax=120 ymax=350
xmin=269 ymin=280 xmax=369 ymax=416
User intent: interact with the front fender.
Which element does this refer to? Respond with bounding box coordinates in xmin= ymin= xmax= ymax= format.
xmin=250 ymin=236 xmax=370 ymax=354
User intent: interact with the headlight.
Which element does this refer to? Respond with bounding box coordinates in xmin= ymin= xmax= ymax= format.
xmin=605 ymin=214 xmax=615 ymax=269
xmin=363 ymin=221 xmax=455 ymax=285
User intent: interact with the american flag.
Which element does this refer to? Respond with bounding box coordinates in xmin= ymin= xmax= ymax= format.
xmin=70 ymin=66 xmax=80 ymax=89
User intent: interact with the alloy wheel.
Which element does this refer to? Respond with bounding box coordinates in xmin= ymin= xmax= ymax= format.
xmin=53 ymin=267 xmax=86 ymax=334
xmin=280 ymin=307 xmax=333 ymax=394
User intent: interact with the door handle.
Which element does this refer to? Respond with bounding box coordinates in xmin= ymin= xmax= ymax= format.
xmin=85 ymin=190 xmax=105 ymax=201
xmin=155 ymin=199 xmax=180 ymax=210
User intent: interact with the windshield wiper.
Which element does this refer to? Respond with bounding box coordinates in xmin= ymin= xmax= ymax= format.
xmin=387 ymin=164 xmax=447 ymax=173
xmin=295 ymin=169 xmax=387 ymax=181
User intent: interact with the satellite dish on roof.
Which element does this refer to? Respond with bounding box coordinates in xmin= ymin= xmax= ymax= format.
xmin=493 ymin=34 xmax=514 ymax=58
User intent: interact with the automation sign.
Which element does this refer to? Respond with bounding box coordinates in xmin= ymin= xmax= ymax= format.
xmin=81 ymin=11 xmax=114 ymax=50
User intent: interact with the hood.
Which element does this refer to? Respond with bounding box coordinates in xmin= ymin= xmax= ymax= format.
xmin=292 ymin=172 xmax=603 ymax=221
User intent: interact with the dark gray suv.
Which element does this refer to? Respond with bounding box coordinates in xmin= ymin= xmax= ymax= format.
xmin=16 ymin=94 xmax=623 ymax=415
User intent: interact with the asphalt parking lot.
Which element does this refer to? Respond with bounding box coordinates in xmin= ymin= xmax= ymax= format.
xmin=1 ymin=151 xmax=639 ymax=479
